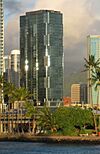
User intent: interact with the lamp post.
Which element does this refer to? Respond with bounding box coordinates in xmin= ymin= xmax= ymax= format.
xmin=25 ymin=59 xmax=29 ymax=89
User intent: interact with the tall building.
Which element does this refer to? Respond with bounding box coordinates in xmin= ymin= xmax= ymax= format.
xmin=20 ymin=10 xmax=63 ymax=105
xmin=80 ymin=84 xmax=87 ymax=104
xmin=0 ymin=0 xmax=4 ymax=76
xmin=71 ymin=83 xmax=87 ymax=104
xmin=87 ymin=35 xmax=100 ymax=105
xmin=10 ymin=50 xmax=20 ymax=88
xmin=3 ymin=55 xmax=11 ymax=82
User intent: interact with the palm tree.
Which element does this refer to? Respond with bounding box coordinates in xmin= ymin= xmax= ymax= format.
xmin=84 ymin=55 xmax=100 ymax=107
xmin=3 ymin=82 xmax=16 ymax=133
xmin=84 ymin=55 xmax=100 ymax=134
xmin=3 ymin=82 xmax=16 ymax=107
xmin=13 ymin=87 xmax=31 ymax=133
xmin=25 ymin=101 xmax=37 ymax=134
xmin=84 ymin=55 xmax=100 ymax=71
xmin=37 ymin=105 xmax=58 ymax=134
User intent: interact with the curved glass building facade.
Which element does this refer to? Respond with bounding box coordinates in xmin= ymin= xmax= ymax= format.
xmin=20 ymin=10 xmax=63 ymax=105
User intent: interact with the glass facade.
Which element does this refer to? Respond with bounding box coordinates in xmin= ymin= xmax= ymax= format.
xmin=0 ymin=0 xmax=4 ymax=76
xmin=20 ymin=10 xmax=63 ymax=104
xmin=3 ymin=56 xmax=10 ymax=82
xmin=80 ymin=84 xmax=87 ymax=104
xmin=87 ymin=35 xmax=100 ymax=105
xmin=10 ymin=50 xmax=20 ymax=88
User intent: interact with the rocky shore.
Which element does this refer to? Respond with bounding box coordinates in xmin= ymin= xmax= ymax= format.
xmin=0 ymin=133 xmax=100 ymax=145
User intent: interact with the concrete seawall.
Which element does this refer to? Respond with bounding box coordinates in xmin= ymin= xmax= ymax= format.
xmin=0 ymin=134 xmax=100 ymax=144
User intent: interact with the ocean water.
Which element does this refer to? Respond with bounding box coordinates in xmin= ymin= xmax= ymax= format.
xmin=0 ymin=142 xmax=100 ymax=154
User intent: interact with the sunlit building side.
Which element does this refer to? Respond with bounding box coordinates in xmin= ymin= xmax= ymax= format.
xmin=10 ymin=50 xmax=20 ymax=88
xmin=71 ymin=83 xmax=87 ymax=105
xmin=87 ymin=35 xmax=100 ymax=106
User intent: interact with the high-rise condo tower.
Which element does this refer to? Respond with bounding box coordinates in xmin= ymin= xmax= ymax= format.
xmin=87 ymin=35 xmax=100 ymax=106
xmin=20 ymin=10 xmax=63 ymax=105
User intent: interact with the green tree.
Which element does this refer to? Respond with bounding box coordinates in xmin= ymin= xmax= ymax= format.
xmin=84 ymin=55 xmax=100 ymax=133
xmin=13 ymin=87 xmax=31 ymax=133
xmin=31 ymin=106 xmax=94 ymax=136
xmin=37 ymin=106 xmax=58 ymax=134
xmin=3 ymin=82 xmax=16 ymax=107
xmin=24 ymin=101 xmax=37 ymax=133
xmin=84 ymin=55 xmax=100 ymax=107
xmin=54 ymin=107 xmax=93 ymax=136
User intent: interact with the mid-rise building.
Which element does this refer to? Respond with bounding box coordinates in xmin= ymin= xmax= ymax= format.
xmin=71 ymin=84 xmax=80 ymax=104
xmin=10 ymin=50 xmax=20 ymax=88
xmin=71 ymin=83 xmax=87 ymax=104
xmin=20 ymin=10 xmax=63 ymax=105
xmin=87 ymin=35 xmax=100 ymax=105
xmin=0 ymin=0 xmax=4 ymax=76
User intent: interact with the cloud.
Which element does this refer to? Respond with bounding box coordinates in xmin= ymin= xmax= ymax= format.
xmin=4 ymin=0 xmax=22 ymax=18
xmin=4 ymin=0 xmax=35 ymax=53
xmin=4 ymin=0 xmax=35 ymax=15
xmin=86 ymin=0 xmax=100 ymax=20
xmin=33 ymin=0 xmax=94 ymax=69
xmin=5 ymin=15 xmax=19 ymax=53
xmin=4 ymin=0 xmax=100 ymax=73
xmin=34 ymin=0 xmax=92 ymax=43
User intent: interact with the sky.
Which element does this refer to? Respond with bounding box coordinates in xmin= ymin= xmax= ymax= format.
xmin=4 ymin=0 xmax=100 ymax=73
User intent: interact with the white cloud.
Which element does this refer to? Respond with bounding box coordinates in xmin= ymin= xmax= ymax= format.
xmin=34 ymin=0 xmax=93 ymax=47
xmin=4 ymin=0 xmax=100 ymax=72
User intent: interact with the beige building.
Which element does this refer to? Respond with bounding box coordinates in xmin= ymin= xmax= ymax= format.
xmin=71 ymin=84 xmax=80 ymax=104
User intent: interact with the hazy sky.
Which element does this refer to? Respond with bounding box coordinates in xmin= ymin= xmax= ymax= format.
xmin=4 ymin=0 xmax=100 ymax=73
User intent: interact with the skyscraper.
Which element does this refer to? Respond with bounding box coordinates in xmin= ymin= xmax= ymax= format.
xmin=10 ymin=50 xmax=20 ymax=88
xmin=87 ymin=35 xmax=100 ymax=105
xmin=0 ymin=0 xmax=4 ymax=76
xmin=20 ymin=10 xmax=63 ymax=105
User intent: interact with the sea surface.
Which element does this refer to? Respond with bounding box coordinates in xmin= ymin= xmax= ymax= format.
xmin=0 ymin=142 xmax=100 ymax=154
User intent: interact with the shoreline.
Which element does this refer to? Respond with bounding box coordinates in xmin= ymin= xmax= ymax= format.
xmin=0 ymin=134 xmax=100 ymax=144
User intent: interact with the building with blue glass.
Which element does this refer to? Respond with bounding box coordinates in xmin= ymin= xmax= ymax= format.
xmin=20 ymin=10 xmax=63 ymax=105
xmin=87 ymin=35 xmax=100 ymax=106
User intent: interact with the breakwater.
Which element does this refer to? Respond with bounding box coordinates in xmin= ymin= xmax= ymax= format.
xmin=0 ymin=134 xmax=100 ymax=144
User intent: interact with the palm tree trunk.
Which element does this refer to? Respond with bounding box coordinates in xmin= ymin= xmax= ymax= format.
xmin=93 ymin=112 xmax=97 ymax=134
xmin=90 ymin=85 xmax=93 ymax=108
xmin=97 ymin=89 xmax=99 ymax=111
